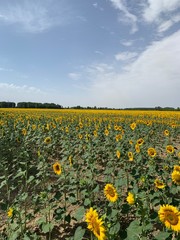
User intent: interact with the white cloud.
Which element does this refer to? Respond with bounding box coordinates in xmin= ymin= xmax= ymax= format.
xmin=0 ymin=83 xmax=47 ymax=102
xmin=80 ymin=30 xmax=180 ymax=108
xmin=109 ymin=0 xmax=138 ymax=33
xmin=121 ymin=40 xmax=134 ymax=46
xmin=0 ymin=67 xmax=13 ymax=72
xmin=143 ymin=0 xmax=180 ymax=23
xmin=0 ymin=0 xmax=71 ymax=33
xmin=68 ymin=72 xmax=81 ymax=80
xmin=115 ymin=51 xmax=138 ymax=61
xmin=157 ymin=15 xmax=180 ymax=33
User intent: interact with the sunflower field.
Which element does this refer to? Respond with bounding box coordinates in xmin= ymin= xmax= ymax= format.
xmin=0 ymin=108 xmax=180 ymax=240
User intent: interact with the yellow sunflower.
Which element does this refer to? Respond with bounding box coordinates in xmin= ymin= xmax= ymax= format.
xmin=53 ymin=162 xmax=62 ymax=175
xmin=158 ymin=205 xmax=180 ymax=232
xmin=164 ymin=130 xmax=169 ymax=136
xmin=130 ymin=122 xmax=136 ymax=130
xmin=7 ymin=207 xmax=13 ymax=218
xmin=154 ymin=179 xmax=165 ymax=189
xmin=126 ymin=192 xmax=135 ymax=205
xmin=137 ymin=138 xmax=144 ymax=146
xmin=128 ymin=152 xmax=134 ymax=161
xmin=85 ymin=208 xmax=106 ymax=240
xmin=104 ymin=184 xmax=118 ymax=202
xmin=172 ymin=170 xmax=180 ymax=185
xmin=166 ymin=145 xmax=174 ymax=154
xmin=147 ymin=148 xmax=156 ymax=158
xmin=104 ymin=129 xmax=109 ymax=136
xmin=174 ymin=165 xmax=180 ymax=172
xmin=135 ymin=144 xmax=140 ymax=153
xmin=44 ymin=137 xmax=51 ymax=144
xmin=116 ymin=150 xmax=120 ymax=159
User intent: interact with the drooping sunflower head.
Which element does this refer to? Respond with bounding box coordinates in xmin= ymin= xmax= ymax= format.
xmin=147 ymin=148 xmax=157 ymax=158
xmin=166 ymin=145 xmax=174 ymax=154
xmin=154 ymin=179 xmax=166 ymax=189
xmin=53 ymin=162 xmax=62 ymax=175
xmin=44 ymin=137 xmax=51 ymax=144
xmin=172 ymin=170 xmax=180 ymax=185
xmin=126 ymin=192 xmax=135 ymax=205
xmin=104 ymin=184 xmax=118 ymax=203
xmin=158 ymin=204 xmax=180 ymax=232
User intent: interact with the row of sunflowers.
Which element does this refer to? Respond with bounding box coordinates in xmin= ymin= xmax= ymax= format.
xmin=0 ymin=108 xmax=180 ymax=239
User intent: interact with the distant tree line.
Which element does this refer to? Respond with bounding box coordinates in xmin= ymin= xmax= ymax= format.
xmin=0 ymin=101 xmax=63 ymax=109
xmin=0 ymin=101 xmax=179 ymax=110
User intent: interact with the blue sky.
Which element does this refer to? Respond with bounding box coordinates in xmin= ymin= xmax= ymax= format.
xmin=0 ymin=0 xmax=180 ymax=108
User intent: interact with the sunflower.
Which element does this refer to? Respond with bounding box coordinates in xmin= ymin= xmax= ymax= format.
xmin=158 ymin=205 xmax=180 ymax=232
xmin=44 ymin=137 xmax=51 ymax=144
xmin=104 ymin=184 xmax=118 ymax=202
xmin=130 ymin=122 xmax=136 ymax=130
xmin=171 ymin=170 xmax=180 ymax=185
xmin=22 ymin=128 xmax=27 ymax=136
xmin=154 ymin=179 xmax=165 ymax=189
xmin=128 ymin=152 xmax=134 ymax=161
xmin=7 ymin=207 xmax=13 ymax=218
xmin=53 ymin=162 xmax=62 ymax=175
xmin=137 ymin=138 xmax=144 ymax=146
xmin=166 ymin=145 xmax=174 ymax=154
xmin=69 ymin=155 xmax=73 ymax=167
xmin=174 ymin=165 xmax=180 ymax=172
xmin=135 ymin=144 xmax=140 ymax=153
xmin=164 ymin=130 xmax=169 ymax=136
xmin=85 ymin=208 xmax=106 ymax=240
xmin=104 ymin=129 xmax=109 ymax=136
xmin=126 ymin=192 xmax=135 ymax=205
xmin=116 ymin=150 xmax=120 ymax=159
xmin=147 ymin=148 xmax=156 ymax=158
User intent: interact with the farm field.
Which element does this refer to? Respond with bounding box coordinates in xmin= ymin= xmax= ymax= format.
xmin=0 ymin=108 xmax=180 ymax=240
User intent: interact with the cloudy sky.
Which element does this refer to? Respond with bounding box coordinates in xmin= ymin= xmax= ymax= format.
xmin=0 ymin=0 xmax=180 ymax=108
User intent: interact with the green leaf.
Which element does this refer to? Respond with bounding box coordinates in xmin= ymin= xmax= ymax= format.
xmin=126 ymin=220 xmax=143 ymax=240
xmin=73 ymin=226 xmax=85 ymax=240
xmin=74 ymin=206 xmax=85 ymax=221
xmin=154 ymin=231 xmax=171 ymax=240
xmin=109 ymin=222 xmax=120 ymax=235
xmin=42 ymin=222 xmax=54 ymax=233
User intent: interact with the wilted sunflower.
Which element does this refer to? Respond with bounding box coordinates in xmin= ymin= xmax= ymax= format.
xmin=154 ymin=179 xmax=165 ymax=189
xmin=171 ymin=170 xmax=180 ymax=185
xmin=7 ymin=207 xmax=13 ymax=218
xmin=166 ymin=145 xmax=174 ymax=154
xmin=53 ymin=162 xmax=62 ymax=175
xmin=116 ymin=150 xmax=120 ymax=159
xmin=126 ymin=192 xmax=135 ymax=205
xmin=128 ymin=152 xmax=134 ymax=161
xmin=85 ymin=208 xmax=106 ymax=240
xmin=104 ymin=184 xmax=118 ymax=202
xmin=130 ymin=122 xmax=136 ymax=130
xmin=44 ymin=137 xmax=51 ymax=144
xmin=137 ymin=138 xmax=144 ymax=146
xmin=147 ymin=148 xmax=156 ymax=158
xmin=158 ymin=204 xmax=180 ymax=232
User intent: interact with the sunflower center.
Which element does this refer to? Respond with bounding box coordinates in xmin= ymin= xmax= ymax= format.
xmin=56 ymin=165 xmax=60 ymax=171
xmin=165 ymin=211 xmax=178 ymax=225
xmin=107 ymin=187 xmax=115 ymax=197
